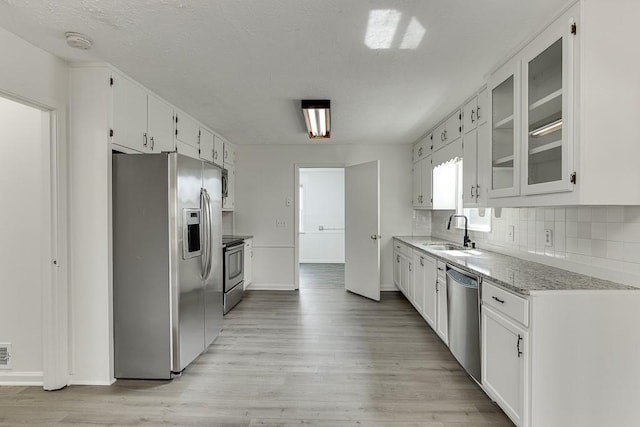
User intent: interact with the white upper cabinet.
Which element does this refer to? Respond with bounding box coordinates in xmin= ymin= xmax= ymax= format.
xmin=146 ymin=94 xmax=175 ymax=153
xmin=111 ymin=73 xmax=148 ymax=152
xmin=111 ymin=72 xmax=175 ymax=153
xmin=477 ymin=88 xmax=488 ymax=126
xmin=463 ymin=106 xmax=490 ymax=207
xmin=433 ymin=111 xmax=462 ymax=152
xmin=488 ymin=59 xmax=521 ymax=198
xmin=223 ymin=142 xmax=236 ymax=165
xmin=463 ymin=97 xmax=478 ymax=134
xmin=175 ymin=110 xmax=200 ymax=148
xmin=413 ymin=156 xmax=432 ymax=209
xmin=213 ymin=136 xmax=224 ymax=167
xmin=413 ymin=135 xmax=430 ymax=163
xmin=521 ymin=12 xmax=575 ymax=196
xmin=199 ymin=127 xmax=215 ymax=163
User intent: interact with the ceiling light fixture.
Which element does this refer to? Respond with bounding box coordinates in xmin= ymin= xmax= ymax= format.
xmin=530 ymin=119 xmax=562 ymax=137
xmin=301 ymin=100 xmax=331 ymax=139
xmin=65 ymin=32 xmax=93 ymax=50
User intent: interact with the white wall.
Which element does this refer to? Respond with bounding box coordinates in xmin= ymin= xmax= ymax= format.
xmin=0 ymin=98 xmax=45 ymax=378
xmin=0 ymin=25 xmax=69 ymax=388
xmin=235 ymin=144 xmax=413 ymax=290
xmin=299 ymin=168 xmax=345 ymax=263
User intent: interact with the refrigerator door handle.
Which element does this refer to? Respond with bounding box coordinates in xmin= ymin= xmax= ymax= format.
xmin=204 ymin=188 xmax=214 ymax=280
xmin=200 ymin=188 xmax=210 ymax=279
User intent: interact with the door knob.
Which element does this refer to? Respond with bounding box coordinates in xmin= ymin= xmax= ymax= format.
xmin=370 ymin=234 xmax=381 ymax=240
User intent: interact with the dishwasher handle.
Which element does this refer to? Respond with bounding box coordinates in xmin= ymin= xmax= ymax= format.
xmin=446 ymin=268 xmax=478 ymax=289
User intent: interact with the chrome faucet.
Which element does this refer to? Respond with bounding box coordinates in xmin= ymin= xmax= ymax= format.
xmin=447 ymin=214 xmax=472 ymax=247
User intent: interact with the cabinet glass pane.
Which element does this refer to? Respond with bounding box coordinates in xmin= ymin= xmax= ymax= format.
xmin=527 ymin=38 xmax=562 ymax=185
xmin=491 ymin=76 xmax=515 ymax=190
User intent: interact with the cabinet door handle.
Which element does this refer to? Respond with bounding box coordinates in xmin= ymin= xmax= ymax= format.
xmin=418 ymin=147 xmax=423 ymax=157
xmin=214 ymin=150 xmax=218 ymax=160
xmin=471 ymin=109 xmax=476 ymax=123
xmin=150 ymin=136 xmax=155 ymax=151
xmin=471 ymin=186 xmax=475 ymax=198
xmin=475 ymin=185 xmax=480 ymax=200
xmin=409 ymin=263 xmax=412 ymax=272
xmin=420 ymin=257 xmax=424 ymax=266
xmin=477 ymin=106 xmax=481 ymax=120
xmin=517 ymin=334 xmax=523 ymax=358
xmin=437 ymin=267 xmax=444 ymax=271
xmin=492 ymin=296 xmax=505 ymax=304
xmin=443 ymin=130 xmax=447 ymax=140
xmin=143 ymin=132 xmax=148 ymax=147
xmin=397 ymin=255 xmax=400 ymax=262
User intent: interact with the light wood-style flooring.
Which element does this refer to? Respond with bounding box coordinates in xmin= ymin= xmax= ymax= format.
xmin=0 ymin=288 xmax=512 ymax=426
xmin=299 ymin=263 xmax=344 ymax=289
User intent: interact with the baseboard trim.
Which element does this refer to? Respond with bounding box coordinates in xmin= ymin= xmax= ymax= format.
xmin=381 ymin=283 xmax=399 ymax=292
xmin=0 ymin=371 xmax=44 ymax=386
xmin=245 ymin=283 xmax=294 ymax=291
xmin=69 ymin=378 xmax=116 ymax=386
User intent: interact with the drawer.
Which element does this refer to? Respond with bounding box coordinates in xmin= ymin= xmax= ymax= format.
xmin=394 ymin=240 xmax=411 ymax=258
xmin=482 ymin=281 xmax=529 ymax=327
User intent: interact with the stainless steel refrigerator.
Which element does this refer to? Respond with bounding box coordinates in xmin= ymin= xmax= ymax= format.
xmin=112 ymin=152 xmax=223 ymax=379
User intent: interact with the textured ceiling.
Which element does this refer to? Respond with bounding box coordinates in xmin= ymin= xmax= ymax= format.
xmin=0 ymin=0 xmax=568 ymax=145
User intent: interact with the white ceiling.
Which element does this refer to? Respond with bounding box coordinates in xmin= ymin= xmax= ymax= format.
xmin=0 ymin=0 xmax=568 ymax=145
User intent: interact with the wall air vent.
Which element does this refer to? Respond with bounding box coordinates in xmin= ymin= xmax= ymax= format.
xmin=0 ymin=343 xmax=11 ymax=369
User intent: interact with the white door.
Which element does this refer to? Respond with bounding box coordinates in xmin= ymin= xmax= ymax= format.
xmin=345 ymin=160 xmax=380 ymax=301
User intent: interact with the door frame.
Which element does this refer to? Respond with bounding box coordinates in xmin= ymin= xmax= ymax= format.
xmin=293 ymin=163 xmax=345 ymax=290
xmin=0 ymin=90 xmax=68 ymax=390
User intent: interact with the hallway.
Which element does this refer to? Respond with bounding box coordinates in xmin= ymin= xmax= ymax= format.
xmin=0 ymin=288 xmax=511 ymax=426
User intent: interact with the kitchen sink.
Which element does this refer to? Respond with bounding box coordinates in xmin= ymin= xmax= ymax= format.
xmin=423 ymin=243 xmax=469 ymax=251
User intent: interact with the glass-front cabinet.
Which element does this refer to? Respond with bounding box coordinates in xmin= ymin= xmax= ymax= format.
xmin=487 ymin=10 xmax=576 ymax=200
xmin=521 ymin=15 xmax=575 ymax=195
xmin=488 ymin=60 xmax=520 ymax=198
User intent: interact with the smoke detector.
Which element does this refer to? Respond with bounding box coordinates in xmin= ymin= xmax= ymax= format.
xmin=65 ymin=32 xmax=93 ymax=50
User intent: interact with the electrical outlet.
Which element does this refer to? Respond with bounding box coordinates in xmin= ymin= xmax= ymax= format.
xmin=507 ymin=225 xmax=515 ymax=242
xmin=276 ymin=219 xmax=287 ymax=228
xmin=545 ymin=229 xmax=553 ymax=247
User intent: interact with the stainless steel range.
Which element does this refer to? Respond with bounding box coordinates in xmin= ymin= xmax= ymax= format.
xmin=222 ymin=236 xmax=245 ymax=314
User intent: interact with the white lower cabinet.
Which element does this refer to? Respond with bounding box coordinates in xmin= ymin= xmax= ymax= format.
xmin=435 ymin=273 xmax=448 ymax=345
xmin=393 ymin=241 xmax=640 ymax=427
xmin=412 ymin=252 xmax=426 ymax=314
xmin=482 ymin=305 xmax=527 ymax=426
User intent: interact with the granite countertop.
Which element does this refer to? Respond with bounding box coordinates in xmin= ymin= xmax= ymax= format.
xmin=394 ymin=236 xmax=638 ymax=295
xmin=223 ymin=235 xmax=253 ymax=240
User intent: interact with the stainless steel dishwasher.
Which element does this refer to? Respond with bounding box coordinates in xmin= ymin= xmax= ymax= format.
xmin=446 ymin=266 xmax=481 ymax=383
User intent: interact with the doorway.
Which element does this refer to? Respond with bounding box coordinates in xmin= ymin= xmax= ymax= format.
xmin=297 ymin=167 xmax=345 ymax=289
xmin=0 ymin=94 xmax=64 ymax=389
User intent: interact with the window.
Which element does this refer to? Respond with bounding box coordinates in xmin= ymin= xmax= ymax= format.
xmin=433 ymin=157 xmax=492 ymax=232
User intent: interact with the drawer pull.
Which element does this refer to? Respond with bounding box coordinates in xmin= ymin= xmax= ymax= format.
xmin=492 ymin=296 xmax=505 ymax=304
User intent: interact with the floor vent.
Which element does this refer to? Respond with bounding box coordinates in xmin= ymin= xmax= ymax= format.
xmin=0 ymin=343 xmax=11 ymax=369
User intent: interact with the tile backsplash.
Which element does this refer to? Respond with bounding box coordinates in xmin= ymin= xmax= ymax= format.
xmin=424 ymin=206 xmax=640 ymax=287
